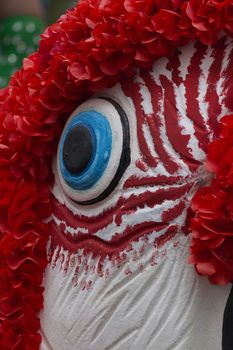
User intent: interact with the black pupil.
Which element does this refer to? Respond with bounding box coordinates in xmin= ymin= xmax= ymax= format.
xmin=62 ymin=125 xmax=93 ymax=174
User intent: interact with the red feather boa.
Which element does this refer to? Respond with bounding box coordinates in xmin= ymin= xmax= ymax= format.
xmin=0 ymin=0 xmax=233 ymax=348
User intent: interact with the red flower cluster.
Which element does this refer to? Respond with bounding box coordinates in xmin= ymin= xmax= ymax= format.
xmin=186 ymin=0 xmax=233 ymax=44
xmin=189 ymin=115 xmax=233 ymax=285
xmin=1 ymin=0 xmax=233 ymax=348
xmin=0 ymin=172 xmax=51 ymax=349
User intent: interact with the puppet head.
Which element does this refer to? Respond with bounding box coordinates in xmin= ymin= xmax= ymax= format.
xmin=1 ymin=1 xmax=233 ymax=349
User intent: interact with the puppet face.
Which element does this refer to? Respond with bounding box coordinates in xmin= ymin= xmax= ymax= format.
xmin=40 ymin=37 xmax=233 ymax=350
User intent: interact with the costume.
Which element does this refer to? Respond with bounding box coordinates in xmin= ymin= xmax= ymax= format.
xmin=0 ymin=1 xmax=233 ymax=349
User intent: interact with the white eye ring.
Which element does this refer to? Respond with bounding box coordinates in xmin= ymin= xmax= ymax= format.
xmin=56 ymin=98 xmax=130 ymax=205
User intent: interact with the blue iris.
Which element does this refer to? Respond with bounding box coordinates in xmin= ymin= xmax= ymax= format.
xmin=59 ymin=111 xmax=112 ymax=190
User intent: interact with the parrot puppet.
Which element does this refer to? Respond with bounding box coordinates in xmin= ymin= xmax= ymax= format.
xmin=1 ymin=1 xmax=233 ymax=350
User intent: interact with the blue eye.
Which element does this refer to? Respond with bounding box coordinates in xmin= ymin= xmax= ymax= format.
xmin=57 ymin=98 xmax=130 ymax=205
xmin=59 ymin=111 xmax=112 ymax=190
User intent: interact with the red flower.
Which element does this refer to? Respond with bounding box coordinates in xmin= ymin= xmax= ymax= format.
xmin=186 ymin=0 xmax=232 ymax=44
xmin=206 ymin=114 xmax=233 ymax=189
xmin=9 ymin=181 xmax=51 ymax=228
xmin=189 ymin=183 xmax=233 ymax=284
xmin=124 ymin=0 xmax=157 ymax=14
xmin=153 ymin=9 xmax=192 ymax=41
xmin=124 ymin=0 xmax=185 ymax=13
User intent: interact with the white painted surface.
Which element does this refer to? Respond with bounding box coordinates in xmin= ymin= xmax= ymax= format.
xmin=40 ymin=234 xmax=230 ymax=350
xmin=40 ymin=37 xmax=233 ymax=350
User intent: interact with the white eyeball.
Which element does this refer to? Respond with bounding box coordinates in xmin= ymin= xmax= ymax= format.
xmin=57 ymin=98 xmax=130 ymax=205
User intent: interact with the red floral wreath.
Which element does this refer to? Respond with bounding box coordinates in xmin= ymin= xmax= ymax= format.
xmin=0 ymin=0 xmax=233 ymax=348
xmin=189 ymin=114 xmax=233 ymax=285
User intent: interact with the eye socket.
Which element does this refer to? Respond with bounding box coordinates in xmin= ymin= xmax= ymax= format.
xmin=57 ymin=97 xmax=130 ymax=205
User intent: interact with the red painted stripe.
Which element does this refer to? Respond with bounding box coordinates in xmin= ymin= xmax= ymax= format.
xmin=124 ymin=174 xmax=182 ymax=188
xmin=162 ymin=200 xmax=186 ymax=223
xmin=140 ymin=69 xmax=180 ymax=174
xmin=221 ymin=42 xmax=233 ymax=114
xmin=51 ymin=194 xmax=121 ymax=232
xmin=117 ymin=183 xmax=192 ymax=214
xmin=156 ymin=225 xmax=178 ymax=249
xmin=206 ymin=37 xmax=228 ymax=138
xmin=50 ymin=220 xmax=166 ymax=257
xmin=184 ymin=41 xmax=210 ymax=152
xmin=121 ymin=79 xmax=158 ymax=168
xmin=166 ymin=49 xmax=183 ymax=87
xmin=160 ymin=74 xmax=198 ymax=171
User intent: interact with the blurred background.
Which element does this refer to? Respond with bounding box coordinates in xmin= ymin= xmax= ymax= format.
xmin=0 ymin=0 xmax=75 ymax=88
xmin=42 ymin=0 xmax=75 ymax=23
